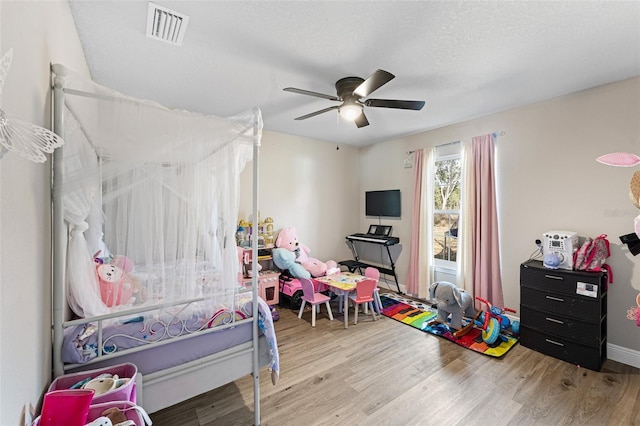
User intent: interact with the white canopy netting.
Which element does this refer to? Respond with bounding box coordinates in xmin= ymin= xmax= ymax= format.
xmin=52 ymin=64 xmax=260 ymax=319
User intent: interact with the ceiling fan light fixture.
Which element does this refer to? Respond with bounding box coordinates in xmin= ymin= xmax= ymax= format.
xmin=339 ymin=103 xmax=362 ymax=121
xmin=284 ymin=69 xmax=424 ymax=128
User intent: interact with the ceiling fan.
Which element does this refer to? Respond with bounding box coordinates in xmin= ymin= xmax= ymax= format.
xmin=283 ymin=69 xmax=425 ymax=128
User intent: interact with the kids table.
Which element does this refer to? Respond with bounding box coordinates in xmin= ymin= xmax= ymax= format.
xmin=314 ymin=272 xmax=367 ymax=328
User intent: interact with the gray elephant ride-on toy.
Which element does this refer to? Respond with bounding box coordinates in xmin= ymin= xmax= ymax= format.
xmin=428 ymin=281 xmax=519 ymax=344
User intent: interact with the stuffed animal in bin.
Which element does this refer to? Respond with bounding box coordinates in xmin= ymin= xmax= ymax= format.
xmin=94 ymin=252 xmax=135 ymax=308
xmin=275 ymin=227 xmax=340 ymax=277
xmin=96 ymin=262 xmax=134 ymax=308
xmin=272 ymin=248 xmax=311 ymax=279
xmin=429 ymin=281 xmax=476 ymax=330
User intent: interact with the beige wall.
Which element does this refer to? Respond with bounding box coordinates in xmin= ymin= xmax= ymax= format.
xmin=239 ymin=130 xmax=360 ymax=264
xmin=1 ymin=4 xmax=638 ymax=425
xmin=357 ymin=137 xmax=415 ymax=282
xmin=244 ymin=78 xmax=640 ymax=366
xmin=359 ymin=76 xmax=640 ymax=362
xmin=0 ymin=1 xmax=89 ymax=424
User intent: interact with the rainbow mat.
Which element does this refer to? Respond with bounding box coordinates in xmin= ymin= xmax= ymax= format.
xmin=379 ymin=293 xmax=519 ymax=358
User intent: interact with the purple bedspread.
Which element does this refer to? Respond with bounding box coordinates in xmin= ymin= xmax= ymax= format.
xmin=62 ymin=297 xmax=279 ymax=382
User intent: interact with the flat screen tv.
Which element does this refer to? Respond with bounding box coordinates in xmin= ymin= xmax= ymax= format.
xmin=365 ymin=189 xmax=401 ymax=218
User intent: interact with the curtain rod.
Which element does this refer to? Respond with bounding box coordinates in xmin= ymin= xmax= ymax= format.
xmin=436 ymin=140 xmax=461 ymax=148
xmin=407 ymin=140 xmax=459 ymax=155
xmin=406 ymin=130 xmax=505 ymax=154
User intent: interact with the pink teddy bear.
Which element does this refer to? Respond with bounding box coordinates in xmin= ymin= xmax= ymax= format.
xmin=275 ymin=227 xmax=340 ymax=277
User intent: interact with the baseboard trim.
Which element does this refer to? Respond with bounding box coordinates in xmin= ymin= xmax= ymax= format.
xmin=379 ymin=279 xmax=406 ymax=294
xmin=607 ymin=343 xmax=640 ymax=368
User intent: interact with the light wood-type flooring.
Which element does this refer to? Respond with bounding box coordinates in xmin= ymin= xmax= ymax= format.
xmin=151 ymin=292 xmax=640 ymax=426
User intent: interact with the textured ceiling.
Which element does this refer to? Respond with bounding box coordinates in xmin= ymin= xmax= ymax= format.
xmin=69 ymin=1 xmax=640 ymax=147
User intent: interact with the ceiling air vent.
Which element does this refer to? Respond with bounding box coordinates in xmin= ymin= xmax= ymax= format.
xmin=146 ymin=2 xmax=189 ymax=46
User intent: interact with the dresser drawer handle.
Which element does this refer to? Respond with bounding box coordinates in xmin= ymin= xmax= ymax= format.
xmin=544 ymin=274 xmax=564 ymax=280
xmin=545 ymin=295 xmax=565 ymax=302
xmin=545 ymin=338 xmax=565 ymax=347
xmin=545 ymin=317 xmax=565 ymax=325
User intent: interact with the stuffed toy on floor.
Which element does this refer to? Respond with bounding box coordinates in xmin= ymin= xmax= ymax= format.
xmin=429 ymin=281 xmax=476 ymax=330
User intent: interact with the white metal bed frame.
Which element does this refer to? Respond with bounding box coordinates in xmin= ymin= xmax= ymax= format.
xmin=50 ymin=64 xmax=265 ymax=423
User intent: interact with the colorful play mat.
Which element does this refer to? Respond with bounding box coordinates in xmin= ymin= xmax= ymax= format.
xmin=379 ymin=293 xmax=519 ymax=358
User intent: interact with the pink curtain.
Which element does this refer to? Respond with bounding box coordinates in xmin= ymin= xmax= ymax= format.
xmin=406 ymin=150 xmax=424 ymax=295
xmin=471 ymin=134 xmax=503 ymax=307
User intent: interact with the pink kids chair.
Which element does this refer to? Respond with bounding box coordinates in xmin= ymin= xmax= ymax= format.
xmin=348 ymin=278 xmax=378 ymax=325
xmin=297 ymin=278 xmax=333 ymax=327
xmin=365 ymin=267 xmax=383 ymax=314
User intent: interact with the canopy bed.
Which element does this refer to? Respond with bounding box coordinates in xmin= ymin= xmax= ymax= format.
xmin=50 ymin=64 xmax=277 ymax=423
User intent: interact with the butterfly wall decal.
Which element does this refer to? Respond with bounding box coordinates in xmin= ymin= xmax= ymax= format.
xmin=596 ymin=152 xmax=640 ymax=167
xmin=596 ymin=151 xmax=640 ymax=254
xmin=0 ymin=48 xmax=64 ymax=163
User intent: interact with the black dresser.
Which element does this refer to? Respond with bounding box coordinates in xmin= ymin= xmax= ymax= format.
xmin=520 ymin=259 xmax=607 ymax=371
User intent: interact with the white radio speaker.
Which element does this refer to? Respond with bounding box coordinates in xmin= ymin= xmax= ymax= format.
xmin=542 ymin=231 xmax=578 ymax=270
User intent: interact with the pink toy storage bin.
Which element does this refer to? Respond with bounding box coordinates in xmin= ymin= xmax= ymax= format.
xmin=47 ymin=362 xmax=138 ymax=405
xmin=86 ymin=400 xmax=151 ymax=426
xmin=33 ymin=399 xmax=151 ymax=426
xmin=35 ymin=389 xmax=95 ymax=426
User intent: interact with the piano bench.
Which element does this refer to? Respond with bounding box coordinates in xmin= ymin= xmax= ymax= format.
xmin=338 ymin=260 xmax=370 ymax=273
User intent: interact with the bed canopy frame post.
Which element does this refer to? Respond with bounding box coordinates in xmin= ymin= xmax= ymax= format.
xmin=51 ymin=65 xmax=66 ymax=377
xmin=251 ymin=117 xmax=261 ymax=425
xmin=48 ymin=64 xmax=268 ymax=419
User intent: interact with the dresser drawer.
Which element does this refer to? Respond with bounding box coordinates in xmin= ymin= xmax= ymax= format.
xmin=520 ymin=286 xmax=603 ymax=321
xmin=520 ymin=261 xmax=604 ymax=298
xmin=520 ymin=325 xmax=606 ymax=371
xmin=520 ymin=306 xmax=604 ymax=346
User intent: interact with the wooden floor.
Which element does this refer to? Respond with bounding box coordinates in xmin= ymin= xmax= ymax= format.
xmin=151 ymin=293 xmax=640 ymax=426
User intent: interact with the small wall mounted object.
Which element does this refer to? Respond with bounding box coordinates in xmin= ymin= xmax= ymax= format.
xmin=0 ymin=48 xmax=64 ymax=163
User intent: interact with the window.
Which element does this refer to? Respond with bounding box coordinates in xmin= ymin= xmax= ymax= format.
xmin=433 ymin=148 xmax=461 ymax=268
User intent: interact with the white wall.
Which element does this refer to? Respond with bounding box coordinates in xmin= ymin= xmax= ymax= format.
xmin=359 ymin=77 xmax=640 ymax=360
xmin=0 ymin=2 xmax=89 ymax=424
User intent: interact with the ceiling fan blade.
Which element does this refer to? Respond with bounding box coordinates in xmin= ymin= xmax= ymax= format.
xmin=283 ymin=87 xmax=339 ymax=101
xmin=294 ymin=105 xmax=339 ymax=120
xmin=365 ymin=99 xmax=426 ymax=110
xmin=353 ymin=69 xmax=395 ymax=98
xmin=354 ymin=111 xmax=369 ymax=128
